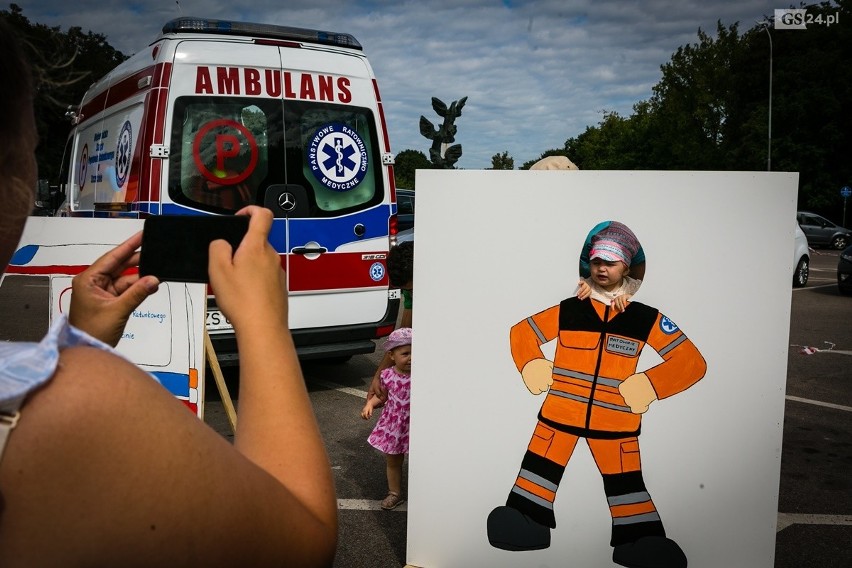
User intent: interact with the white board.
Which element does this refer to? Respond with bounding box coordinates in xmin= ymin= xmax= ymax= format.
xmin=406 ymin=170 xmax=798 ymax=568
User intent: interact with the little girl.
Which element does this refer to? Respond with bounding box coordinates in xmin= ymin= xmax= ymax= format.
xmin=361 ymin=327 xmax=412 ymax=510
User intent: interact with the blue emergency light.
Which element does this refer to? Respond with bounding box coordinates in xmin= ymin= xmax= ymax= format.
xmin=162 ymin=17 xmax=363 ymax=50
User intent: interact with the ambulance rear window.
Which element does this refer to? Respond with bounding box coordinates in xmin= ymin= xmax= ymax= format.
xmin=168 ymin=97 xmax=383 ymax=216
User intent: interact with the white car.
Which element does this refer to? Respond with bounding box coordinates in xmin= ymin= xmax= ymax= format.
xmin=793 ymin=223 xmax=810 ymax=287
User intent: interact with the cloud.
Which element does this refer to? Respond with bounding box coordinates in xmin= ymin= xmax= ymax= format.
xmin=20 ymin=0 xmax=786 ymax=168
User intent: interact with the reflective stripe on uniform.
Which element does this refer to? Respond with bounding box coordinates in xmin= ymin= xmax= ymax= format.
xmin=554 ymin=367 xmax=622 ymax=388
xmin=657 ymin=334 xmax=687 ymax=357
xmin=519 ymin=468 xmax=559 ymax=493
xmin=548 ymin=389 xmax=633 ymax=413
xmin=607 ymin=491 xmax=651 ymax=507
xmin=527 ymin=317 xmax=547 ymax=344
xmin=510 ymin=486 xmax=555 ymax=510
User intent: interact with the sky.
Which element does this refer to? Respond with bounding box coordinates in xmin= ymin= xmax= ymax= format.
xmin=21 ymin=0 xmax=794 ymax=169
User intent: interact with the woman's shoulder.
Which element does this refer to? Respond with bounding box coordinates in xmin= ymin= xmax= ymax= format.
xmin=57 ymin=345 xmax=154 ymax=388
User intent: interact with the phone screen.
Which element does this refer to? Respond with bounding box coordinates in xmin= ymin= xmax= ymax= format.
xmin=139 ymin=215 xmax=249 ymax=283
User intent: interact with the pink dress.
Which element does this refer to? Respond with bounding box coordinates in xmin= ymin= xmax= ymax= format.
xmin=367 ymin=366 xmax=411 ymax=455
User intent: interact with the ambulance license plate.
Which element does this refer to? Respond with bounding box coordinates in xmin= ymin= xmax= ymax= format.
xmin=206 ymin=309 xmax=233 ymax=332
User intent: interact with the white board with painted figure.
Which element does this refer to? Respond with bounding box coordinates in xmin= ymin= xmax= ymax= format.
xmin=6 ymin=217 xmax=207 ymax=417
xmin=406 ymin=170 xmax=798 ymax=568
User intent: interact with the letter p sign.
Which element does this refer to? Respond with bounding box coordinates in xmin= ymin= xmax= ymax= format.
xmin=216 ymin=134 xmax=241 ymax=171
xmin=192 ymin=118 xmax=259 ymax=185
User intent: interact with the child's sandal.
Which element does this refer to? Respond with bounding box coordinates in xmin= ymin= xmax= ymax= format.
xmin=381 ymin=491 xmax=405 ymax=510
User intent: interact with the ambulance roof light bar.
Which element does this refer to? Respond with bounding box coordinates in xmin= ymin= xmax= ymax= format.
xmin=162 ymin=17 xmax=363 ymax=50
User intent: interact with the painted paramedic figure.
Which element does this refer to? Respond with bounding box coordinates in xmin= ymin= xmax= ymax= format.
xmin=487 ymin=222 xmax=707 ymax=568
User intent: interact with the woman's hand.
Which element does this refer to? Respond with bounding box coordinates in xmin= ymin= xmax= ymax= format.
xmin=208 ymin=206 xmax=287 ymax=335
xmin=69 ymin=231 xmax=160 ymax=346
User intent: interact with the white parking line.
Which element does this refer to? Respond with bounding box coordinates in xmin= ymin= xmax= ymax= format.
xmin=786 ymin=395 xmax=852 ymax=413
xmin=777 ymin=513 xmax=852 ymax=532
xmin=338 ymin=498 xmax=407 ymax=512
xmin=793 ymin=283 xmax=836 ymax=291
xmin=312 ymin=379 xmax=367 ymax=399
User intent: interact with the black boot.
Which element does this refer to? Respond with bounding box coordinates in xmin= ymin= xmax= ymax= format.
xmin=487 ymin=506 xmax=551 ymax=551
xmin=612 ymin=536 xmax=687 ymax=568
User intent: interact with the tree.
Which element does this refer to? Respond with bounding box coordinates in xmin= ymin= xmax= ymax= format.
xmin=525 ymin=1 xmax=852 ymax=221
xmin=2 ymin=4 xmax=128 ymax=184
xmin=393 ymin=149 xmax=431 ymax=189
xmin=490 ymin=151 xmax=514 ymax=170
xmin=648 ymin=21 xmax=745 ymax=170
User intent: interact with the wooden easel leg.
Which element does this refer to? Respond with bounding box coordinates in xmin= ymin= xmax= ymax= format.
xmin=204 ymin=332 xmax=237 ymax=434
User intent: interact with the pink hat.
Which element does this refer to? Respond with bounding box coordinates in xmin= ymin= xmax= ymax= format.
xmin=384 ymin=327 xmax=412 ymax=351
xmin=590 ymin=222 xmax=639 ymax=266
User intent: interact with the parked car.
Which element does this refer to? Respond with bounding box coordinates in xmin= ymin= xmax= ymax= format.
xmin=396 ymin=227 xmax=414 ymax=244
xmin=396 ymin=188 xmax=415 ymax=231
xmin=793 ymin=223 xmax=810 ymax=287
xmin=838 ymin=244 xmax=852 ymax=295
xmin=796 ymin=211 xmax=851 ymax=250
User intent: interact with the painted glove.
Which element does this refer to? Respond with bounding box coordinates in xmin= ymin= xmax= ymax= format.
xmin=618 ymin=372 xmax=658 ymax=414
xmin=521 ymin=358 xmax=554 ymax=395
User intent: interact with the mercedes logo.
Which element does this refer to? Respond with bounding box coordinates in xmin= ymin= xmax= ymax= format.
xmin=278 ymin=192 xmax=297 ymax=212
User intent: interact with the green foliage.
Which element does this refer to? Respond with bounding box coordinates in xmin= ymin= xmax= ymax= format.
xmin=531 ymin=1 xmax=852 ymax=222
xmin=394 ymin=149 xmax=431 ymax=189
xmin=2 ymin=4 xmax=128 ymax=183
xmin=490 ymin=151 xmax=514 ymax=170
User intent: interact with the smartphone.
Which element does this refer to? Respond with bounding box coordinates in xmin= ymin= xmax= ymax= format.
xmin=139 ymin=215 xmax=249 ymax=283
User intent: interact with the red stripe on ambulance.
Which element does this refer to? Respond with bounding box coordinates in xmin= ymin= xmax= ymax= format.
xmin=140 ymin=62 xmax=171 ymax=204
xmin=79 ymin=65 xmax=157 ymax=123
xmin=287 ymin=253 xmax=387 ymax=292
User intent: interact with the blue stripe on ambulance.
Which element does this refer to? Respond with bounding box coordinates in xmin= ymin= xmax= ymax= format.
xmin=150 ymin=371 xmax=190 ymax=397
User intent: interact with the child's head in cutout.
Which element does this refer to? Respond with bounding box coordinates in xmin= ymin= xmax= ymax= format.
xmin=588 ymin=221 xmax=641 ymax=290
xmin=575 ymin=221 xmax=644 ymax=312
xmin=384 ymin=327 xmax=412 ymax=375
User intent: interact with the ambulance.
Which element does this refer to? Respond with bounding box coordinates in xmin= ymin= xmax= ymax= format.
xmin=55 ymin=17 xmax=402 ymax=362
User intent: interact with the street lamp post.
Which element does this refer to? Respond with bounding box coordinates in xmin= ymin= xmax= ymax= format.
xmin=759 ymin=22 xmax=773 ymax=171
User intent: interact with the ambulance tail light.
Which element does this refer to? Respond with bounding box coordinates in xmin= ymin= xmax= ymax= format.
xmin=376 ymin=324 xmax=395 ymax=338
xmin=389 ymin=214 xmax=398 ymax=247
xmin=162 ymin=17 xmax=363 ymax=50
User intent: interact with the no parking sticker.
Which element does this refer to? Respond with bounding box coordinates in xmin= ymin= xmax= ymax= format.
xmin=192 ymin=119 xmax=258 ymax=185
xmin=307 ymin=122 xmax=368 ymax=192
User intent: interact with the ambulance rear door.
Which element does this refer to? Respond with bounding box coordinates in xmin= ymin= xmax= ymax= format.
xmin=272 ymin=45 xmax=391 ymax=334
xmin=163 ymin=39 xmax=391 ymax=335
